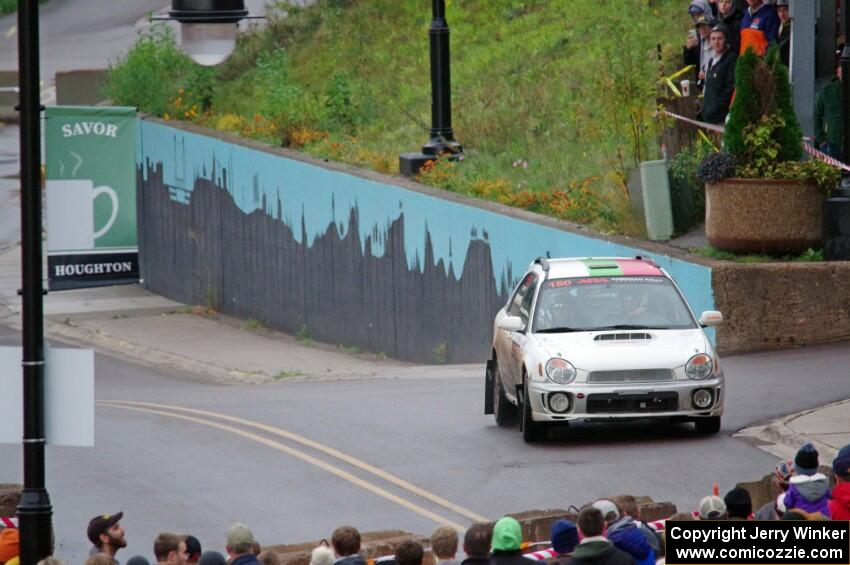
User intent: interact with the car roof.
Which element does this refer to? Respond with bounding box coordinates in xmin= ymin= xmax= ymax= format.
xmin=529 ymin=257 xmax=666 ymax=279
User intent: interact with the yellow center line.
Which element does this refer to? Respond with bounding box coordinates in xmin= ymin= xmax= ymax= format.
xmin=100 ymin=399 xmax=490 ymax=523
xmin=101 ymin=402 xmax=468 ymax=532
xmin=5 ymin=26 xmax=15 ymax=39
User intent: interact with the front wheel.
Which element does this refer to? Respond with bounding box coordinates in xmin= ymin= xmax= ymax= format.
xmin=520 ymin=378 xmax=546 ymax=443
xmin=493 ymin=360 xmax=518 ymax=427
xmin=694 ymin=416 xmax=721 ymax=435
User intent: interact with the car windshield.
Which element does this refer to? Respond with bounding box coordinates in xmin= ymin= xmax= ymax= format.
xmin=532 ymin=276 xmax=698 ymax=332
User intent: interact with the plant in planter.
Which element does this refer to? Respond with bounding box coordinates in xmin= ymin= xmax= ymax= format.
xmin=698 ymin=46 xmax=841 ymax=254
xmin=668 ymin=139 xmax=714 ymax=233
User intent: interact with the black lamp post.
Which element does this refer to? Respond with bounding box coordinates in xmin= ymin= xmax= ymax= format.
xmin=399 ymin=0 xmax=463 ymax=177
xmin=16 ymin=0 xmax=52 ymax=560
xmin=824 ymin=0 xmax=850 ymax=260
xmin=15 ymin=3 xmax=256 ymax=563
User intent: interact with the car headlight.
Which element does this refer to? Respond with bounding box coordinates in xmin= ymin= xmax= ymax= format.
xmin=545 ymin=358 xmax=576 ymax=384
xmin=686 ymin=353 xmax=713 ymax=380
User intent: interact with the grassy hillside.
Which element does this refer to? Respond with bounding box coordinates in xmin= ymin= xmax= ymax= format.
xmin=106 ymin=0 xmax=690 ymax=234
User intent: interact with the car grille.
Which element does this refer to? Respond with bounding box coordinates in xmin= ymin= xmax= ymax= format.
xmin=586 ymin=369 xmax=675 ymax=384
xmin=586 ymin=392 xmax=679 ymax=414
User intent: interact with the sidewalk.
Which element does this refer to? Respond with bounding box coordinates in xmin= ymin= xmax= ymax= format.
xmin=735 ymin=399 xmax=850 ymax=463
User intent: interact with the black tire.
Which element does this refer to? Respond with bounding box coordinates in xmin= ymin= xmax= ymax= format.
xmin=694 ymin=416 xmax=721 ymax=435
xmin=493 ymin=360 xmax=518 ymax=427
xmin=520 ymin=377 xmax=546 ymax=443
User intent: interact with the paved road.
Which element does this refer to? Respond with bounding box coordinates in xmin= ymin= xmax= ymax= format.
xmin=0 ymin=0 xmax=165 ymax=81
xmin=0 ymin=0 xmax=292 ymax=80
xmin=2 ymin=324 xmax=849 ymax=563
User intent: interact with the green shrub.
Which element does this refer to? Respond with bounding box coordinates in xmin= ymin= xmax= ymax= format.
xmin=724 ymin=48 xmax=762 ymax=159
xmin=725 ymin=45 xmax=802 ymax=168
xmin=102 ymin=25 xmax=195 ymax=115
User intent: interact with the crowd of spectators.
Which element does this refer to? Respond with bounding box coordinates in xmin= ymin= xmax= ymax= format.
xmin=0 ymin=441 xmax=847 ymax=565
xmin=683 ymin=0 xmax=788 ymax=125
xmin=682 ymin=0 xmax=845 ymax=159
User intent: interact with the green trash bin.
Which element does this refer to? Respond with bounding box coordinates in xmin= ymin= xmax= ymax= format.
xmin=640 ymin=159 xmax=674 ymax=241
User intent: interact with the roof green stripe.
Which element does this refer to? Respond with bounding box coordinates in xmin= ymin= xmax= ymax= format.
xmin=580 ymin=258 xmax=624 ymax=276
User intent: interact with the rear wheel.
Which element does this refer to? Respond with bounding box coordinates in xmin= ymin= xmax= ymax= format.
xmin=694 ymin=416 xmax=721 ymax=435
xmin=493 ymin=359 xmax=518 ymax=427
xmin=520 ymin=377 xmax=546 ymax=443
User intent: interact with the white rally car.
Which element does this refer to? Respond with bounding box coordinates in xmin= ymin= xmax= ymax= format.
xmin=484 ymin=256 xmax=724 ymax=442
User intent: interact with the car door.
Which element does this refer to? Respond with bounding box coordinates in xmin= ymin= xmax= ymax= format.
xmin=510 ymin=273 xmax=538 ymax=388
xmin=495 ymin=273 xmax=533 ymax=393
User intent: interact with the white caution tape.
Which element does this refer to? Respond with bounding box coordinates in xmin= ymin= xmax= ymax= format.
xmin=0 ymin=516 xmax=17 ymax=528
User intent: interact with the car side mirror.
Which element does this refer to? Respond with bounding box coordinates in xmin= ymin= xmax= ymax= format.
xmin=498 ymin=315 xmax=525 ymax=332
xmin=699 ymin=311 xmax=724 ymax=327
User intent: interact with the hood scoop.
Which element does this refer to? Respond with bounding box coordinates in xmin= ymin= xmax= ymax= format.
xmin=593 ymin=332 xmax=653 ymax=342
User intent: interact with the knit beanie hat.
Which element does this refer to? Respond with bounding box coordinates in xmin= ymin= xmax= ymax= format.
xmin=723 ymin=487 xmax=752 ymax=519
xmin=491 ymin=517 xmax=522 ymax=552
xmin=550 ymin=520 xmax=579 ymax=555
xmin=0 ymin=528 xmax=19 ymax=563
xmin=794 ymin=443 xmax=819 ymax=476
xmin=833 ymin=444 xmax=850 ymax=476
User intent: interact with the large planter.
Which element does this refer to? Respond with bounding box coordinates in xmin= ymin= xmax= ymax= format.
xmin=705 ymin=178 xmax=823 ymax=254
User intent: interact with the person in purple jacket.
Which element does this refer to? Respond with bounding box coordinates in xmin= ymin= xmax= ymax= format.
xmin=782 ymin=443 xmax=831 ymax=518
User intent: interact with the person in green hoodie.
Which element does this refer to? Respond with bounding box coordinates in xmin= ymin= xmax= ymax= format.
xmin=570 ymin=508 xmax=635 ymax=565
xmin=490 ymin=517 xmax=528 ymax=565
xmin=815 ymin=66 xmax=844 ymax=160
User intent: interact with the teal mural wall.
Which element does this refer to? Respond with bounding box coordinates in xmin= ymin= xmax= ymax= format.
xmin=137 ymin=119 xmax=715 ymax=362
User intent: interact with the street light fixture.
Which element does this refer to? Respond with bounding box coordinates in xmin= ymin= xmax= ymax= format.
xmin=15 ymin=2 xmax=256 ymax=564
xmin=166 ymin=0 xmax=256 ymax=67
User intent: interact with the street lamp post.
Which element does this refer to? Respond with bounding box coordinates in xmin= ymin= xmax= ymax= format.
xmin=16 ymin=0 xmax=52 ymax=562
xmin=15 ymin=3 xmax=257 ymax=563
xmin=399 ymin=0 xmax=463 ymax=176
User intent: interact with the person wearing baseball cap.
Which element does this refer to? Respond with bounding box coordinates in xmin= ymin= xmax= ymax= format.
xmin=698 ymin=495 xmax=727 ymax=520
xmin=225 ymin=523 xmax=261 ymax=565
xmin=829 ymin=444 xmax=850 ymax=520
xmin=88 ymin=512 xmax=126 ymax=564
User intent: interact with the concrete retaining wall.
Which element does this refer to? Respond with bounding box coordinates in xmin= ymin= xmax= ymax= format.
xmin=136 ymin=118 xmax=715 ymax=363
xmin=713 ymin=262 xmax=850 ymax=352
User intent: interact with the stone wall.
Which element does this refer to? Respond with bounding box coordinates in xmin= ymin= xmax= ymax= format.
xmin=0 ymin=484 xmax=21 ymax=517
xmin=712 ymin=262 xmax=850 ymax=353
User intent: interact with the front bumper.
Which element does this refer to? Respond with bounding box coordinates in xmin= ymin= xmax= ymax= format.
xmin=526 ymin=377 xmax=724 ymax=422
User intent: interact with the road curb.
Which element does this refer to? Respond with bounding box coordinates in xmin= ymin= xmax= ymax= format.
xmin=0 ymin=313 xmax=273 ymax=385
xmin=734 ymin=400 xmax=849 ymax=461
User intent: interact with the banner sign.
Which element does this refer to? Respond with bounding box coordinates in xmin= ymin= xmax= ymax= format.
xmin=0 ymin=345 xmax=95 ymax=447
xmin=45 ymin=106 xmax=138 ymax=290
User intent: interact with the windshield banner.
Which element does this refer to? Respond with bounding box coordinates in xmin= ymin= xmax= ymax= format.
xmin=45 ymin=106 xmax=138 ymax=290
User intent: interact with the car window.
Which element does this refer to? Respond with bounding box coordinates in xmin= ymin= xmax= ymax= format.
xmin=532 ymin=276 xmax=697 ymax=331
xmin=519 ymin=277 xmax=538 ymax=325
xmin=507 ymin=273 xmax=536 ymax=318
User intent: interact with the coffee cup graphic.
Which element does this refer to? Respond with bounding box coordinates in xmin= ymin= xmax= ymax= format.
xmin=47 ymin=180 xmax=119 ymax=250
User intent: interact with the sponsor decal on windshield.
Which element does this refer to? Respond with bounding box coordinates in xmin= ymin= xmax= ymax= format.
xmin=546 ymin=276 xmax=666 ymax=288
